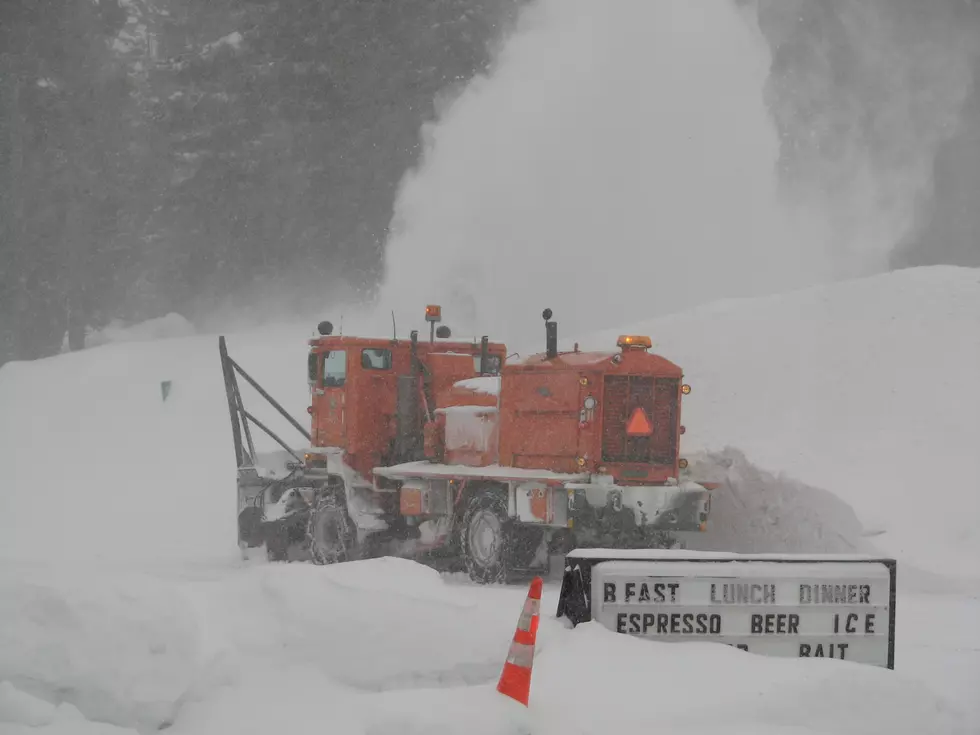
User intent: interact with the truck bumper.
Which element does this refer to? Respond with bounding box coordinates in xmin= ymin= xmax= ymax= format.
xmin=564 ymin=480 xmax=711 ymax=533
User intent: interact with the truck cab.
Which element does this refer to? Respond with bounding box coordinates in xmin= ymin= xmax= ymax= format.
xmin=303 ymin=319 xmax=507 ymax=483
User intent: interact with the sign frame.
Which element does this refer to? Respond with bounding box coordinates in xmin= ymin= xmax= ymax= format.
xmin=556 ymin=548 xmax=897 ymax=669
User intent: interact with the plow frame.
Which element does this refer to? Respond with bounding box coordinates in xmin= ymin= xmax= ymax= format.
xmin=219 ymin=336 xmax=316 ymax=548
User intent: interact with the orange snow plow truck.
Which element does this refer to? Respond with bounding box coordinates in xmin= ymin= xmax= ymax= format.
xmin=221 ymin=306 xmax=714 ymax=583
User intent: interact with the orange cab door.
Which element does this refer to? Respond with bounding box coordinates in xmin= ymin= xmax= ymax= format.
xmin=312 ymin=349 xmax=348 ymax=448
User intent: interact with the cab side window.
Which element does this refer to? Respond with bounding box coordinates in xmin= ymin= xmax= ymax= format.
xmin=474 ymin=354 xmax=502 ymax=375
xmin=323 ymin=350 xmax=347 ymax=387
xmin=361 ymin=348 xmax=392 ymax=370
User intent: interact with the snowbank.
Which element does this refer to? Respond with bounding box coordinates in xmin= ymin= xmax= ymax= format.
xmin=678 ymin=447 xmax=868 ymax=556
xmin=182 ymin=558 xmax=529 ymax=692
xmin=0 ymin=558 xmax=972 ymax=735
xmin=0 ymin=323 xmax=309 ymax=565
xmin=0 ymin=568 xmax=197 ymax=731
xmin=0 ymin=558 xmax=528 ymax=731
xmin=83 ymin=312 xmax=197 ymax=348
xmin=529 ymin=622 xmax=971 ymax=734
xmin=585 ymin=266 xmax=980 ymax=580
xmin=0 ymin=682 xmax=138 ymax=734
xmin=0 ymin=334 xmax=236 ymax=564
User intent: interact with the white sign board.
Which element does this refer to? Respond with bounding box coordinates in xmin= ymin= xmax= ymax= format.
xmin=558 ymin=550 xmax=896 ymax=668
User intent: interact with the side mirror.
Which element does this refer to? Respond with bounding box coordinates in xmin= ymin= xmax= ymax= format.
xmin=436 ymin=325 xmax=452 ymax=339
xmin=317 ymin=321 xmax=334 ymax=336
xmin=307 ymin=352 xmax=318 ymax=384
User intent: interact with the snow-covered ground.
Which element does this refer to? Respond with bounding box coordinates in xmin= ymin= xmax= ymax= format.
xmin=588 ymin=265 xmax=980 ymax=583
xmin=1 ymin=266 xmax=979 ymax=733
xmin=0 ymin=560 xmax=977 ymax=734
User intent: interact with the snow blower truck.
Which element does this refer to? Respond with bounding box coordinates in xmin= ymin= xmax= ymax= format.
xmin=221 ymin=306 xmax=715 ymax=583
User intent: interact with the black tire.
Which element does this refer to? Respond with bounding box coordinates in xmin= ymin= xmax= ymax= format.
xmin=307 ymin=491 xmax=358 ymax=565
xmin=460 ymin=489 xmax=512 ymax=584
xmin=265 ymin=524 xmax=290 ymax=562
xmin=238 ymin=506 xmax=264 ymax=548
xmin=459 ymin=486 xmax=544 ymax=585
xmin=265 ymin=511 xmax=313 ymax=562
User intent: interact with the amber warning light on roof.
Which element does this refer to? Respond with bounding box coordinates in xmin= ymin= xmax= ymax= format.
xmin=626 ymin=406 xmax=654 ymax=436
xmin=425 ymin=305 xmax=442 ymax=322
xmin=617 ymin=335 xmax=652 ymax=350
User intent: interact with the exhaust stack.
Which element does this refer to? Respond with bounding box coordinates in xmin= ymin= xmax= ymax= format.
xmin=543 ymin=309 xmax=557 ymax=359
xmin=479 ymin=335 xmax=490 ymax=375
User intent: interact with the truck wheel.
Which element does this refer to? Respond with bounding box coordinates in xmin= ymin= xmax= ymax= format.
xmin=308 ymin=492 xmax=357 ymax=565
xmin=238 ymin=506 xmax=264 ymax=548
xmin=265 ymin=524 xmax=290 ymax=562
xmin=461 ymin=487 xmax=526 ymax=584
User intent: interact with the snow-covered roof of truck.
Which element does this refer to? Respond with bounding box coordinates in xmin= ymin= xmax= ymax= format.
xmin=452 ymin=376 xmax=501 ymax=396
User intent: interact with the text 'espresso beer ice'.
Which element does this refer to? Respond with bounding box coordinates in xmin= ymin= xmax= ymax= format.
xmin=564 ymin=550 xmax=896 ymax=669
xmin=603 ymin=577 xmax=722 ymax=636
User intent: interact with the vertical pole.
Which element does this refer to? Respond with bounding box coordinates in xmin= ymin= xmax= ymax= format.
xmin=233 ymin=377 xmax=256 ymax=465
xmin=219 ymin=336 xmax=246 ymax=552
xmin=219 ymin=336 xmax=245 ymax=468
xmin=480 ymin=336 xmax=490 ymax=375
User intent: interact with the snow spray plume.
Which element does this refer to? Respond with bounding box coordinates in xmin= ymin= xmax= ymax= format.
xmin=375 ymin=0 xmax=867 ymax=352
xmin=752 ymin=0 xmax=980 ymax=270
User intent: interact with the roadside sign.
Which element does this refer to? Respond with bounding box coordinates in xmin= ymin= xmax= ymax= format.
xmin=556 ymin=549 xmax=896 ymax=669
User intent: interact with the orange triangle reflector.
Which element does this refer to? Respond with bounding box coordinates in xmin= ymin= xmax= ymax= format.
xmin=626 ymin=407 xmax=654 ymax=436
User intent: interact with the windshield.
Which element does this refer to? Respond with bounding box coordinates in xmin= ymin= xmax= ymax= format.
xmin=322 ymin=350 xmax=347 ymax=387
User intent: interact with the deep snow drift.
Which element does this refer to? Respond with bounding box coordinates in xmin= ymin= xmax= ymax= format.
xmin=587 ymin=265 xmax=980 ymax=582
xmin=1 ymin=265 xmax=979 ymax=733
xmin=1 ymin=560 xmax=976 ymax=735
xmin=0 ymin=333 xmax=239 ymax=564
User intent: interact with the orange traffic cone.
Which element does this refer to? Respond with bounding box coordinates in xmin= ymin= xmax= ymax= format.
xmin=496 ymin=576 xmax=543 ymax=706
